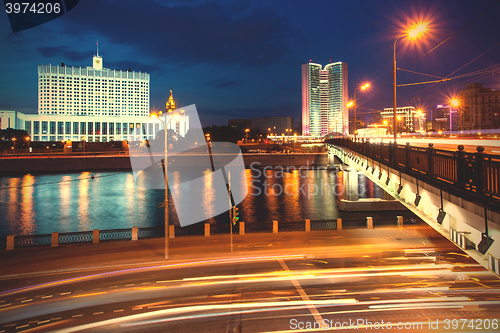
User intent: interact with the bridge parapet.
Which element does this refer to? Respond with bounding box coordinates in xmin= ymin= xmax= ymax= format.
xmin=325 ymin=137 xmax=500 ymax=210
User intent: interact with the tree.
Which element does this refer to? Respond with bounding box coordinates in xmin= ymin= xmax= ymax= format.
xmin=0 ymin=128 xmax=29 ymax=149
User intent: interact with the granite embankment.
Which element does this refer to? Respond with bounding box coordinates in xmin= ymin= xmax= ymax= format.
xmin=0 ymin=153 xmax=329 ymax=173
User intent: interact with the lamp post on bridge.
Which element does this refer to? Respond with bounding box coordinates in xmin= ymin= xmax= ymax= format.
xmin=393 ymin=23 xmax=426 ymax=143
xmin=150 ymin=113 xmax=178 ymax=259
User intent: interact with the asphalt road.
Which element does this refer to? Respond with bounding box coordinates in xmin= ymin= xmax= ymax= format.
xmin=0 ymin=227 xmax=499 ymax=332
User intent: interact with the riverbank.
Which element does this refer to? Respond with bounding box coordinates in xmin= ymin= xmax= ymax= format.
xmin=0 ymin=153 xmax=328 ymax=173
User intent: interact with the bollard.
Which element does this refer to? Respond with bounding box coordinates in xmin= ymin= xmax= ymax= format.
xmin=305 ymin=219 xmax=310 ymax=232
xmin=6 ymin=235 xmax=14 ymax=250
xmin=367 ymin=217 xmax=373 ymax=229
xmin=337 ymin=218 xmax=342 ymax=230
xmin=51 ymin=232 xmax=59 ymax=247
xmin=204 ymin=223 xmax=210 ymax=237
xmin=169 ymin=225 xmax=175 ymax=238
xmin=239 ymin=221 xmax=245 ymax=235
xmin=132 ymin=227 xmax=138 ymax=241
xmin=273 ymin=220 xmax=278 ymax=233
xmin=93 ymin=229 xmax=99 ymax=243
xmin=397 ymin=216 xmax=404 ymax=228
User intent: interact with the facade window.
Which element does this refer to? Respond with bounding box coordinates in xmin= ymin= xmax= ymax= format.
xmin=65 ymin=122 xmax=71 ymax=134
xmin=24 ymin=121 xmax=32 ymax=135
xmin=57 ymin=121 xmax=64 ymax=135
xmin=33 ymin=121 xmax=40 ymax=135
xmin=73 ymin=122 xmax=79 ymax=135
xmin=88 ymin=122 xmax=94 ymax=135
xmin=80 ymin=122 xmax=86 ymax=135
xmin=109 ymin=122 xmax=114 ymax=135
xmin=95 ymin=122 xmax=101 ymax=135
xmin=103 ymin=122 xmax=108 ymax=135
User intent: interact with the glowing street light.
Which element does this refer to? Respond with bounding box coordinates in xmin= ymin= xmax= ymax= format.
xmin=393 ymin=22 xmax=427 ymax=142
xmin=245 ymin=128 xmax=250 ymax=143
xmin=349 ymin=83 xmax=371 ymax=136
xmin=150 ymin=112 xmax=179 ymax=259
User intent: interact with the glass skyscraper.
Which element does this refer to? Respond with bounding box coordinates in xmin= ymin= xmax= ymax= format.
xmin=302 ymin=62 xmax=348 ymax=136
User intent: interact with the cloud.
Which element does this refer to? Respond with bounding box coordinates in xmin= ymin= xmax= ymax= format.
xmin=60 ymin=0 xmax=298 ymax=67
xmin=37 ymin=46 xmax=89 ymax=62
xmin=205 ymin=78 xmax=241 ymax=88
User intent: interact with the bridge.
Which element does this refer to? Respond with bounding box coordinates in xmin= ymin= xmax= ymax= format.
xmin=325 ymin=137 xmax=500 ymax=274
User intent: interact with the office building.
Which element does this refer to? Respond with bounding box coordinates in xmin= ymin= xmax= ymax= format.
xmin=0 ymin=53 xmax=189 ymax=141
xmin=302 ymin=61 xmax=348 ymax=136
xmin=380 ymin=106 xmax=425 ymax=132
xmin=251 ymin=116 xmax=294 ymax=135
xmin=426 ymin=105 xmax=458 ymax=132
xmin=458 ymin=83 xmax=500 ymax=130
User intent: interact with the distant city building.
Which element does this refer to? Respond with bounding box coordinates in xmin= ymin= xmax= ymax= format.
xmin=251 ymin=116 xmax=294 ymax=135
xmin=356 ymin=127 xmax=387 ymax=138
xmin=302 ymin=61 xmax=348 ymax=136
xmin=228 ymin=118 xmax=251 ymax=129
xmin=427 ymin=105 xmax=458 ymax=132
xmin=425 ymin=119 xmax=448 ymax=132
xmin=381 ymin=106 xmax=425 ymax=132
xmin=0 ymin=53 xmax=189 ymax=141
xmin=458 ymin=83 xmax=500 ymax=130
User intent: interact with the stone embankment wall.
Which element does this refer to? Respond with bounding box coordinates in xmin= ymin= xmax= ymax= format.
xmin=0 ymin=153 xmax=329 ymax=173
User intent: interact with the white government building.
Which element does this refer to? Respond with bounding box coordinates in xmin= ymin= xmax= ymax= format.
xmin=0 ymin=52 xmax=188 ymax=142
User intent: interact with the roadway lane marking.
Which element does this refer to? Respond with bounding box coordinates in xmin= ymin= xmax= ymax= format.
xmin=277 ymin=259 xmax=326 ymax=329
xmin=42 ymin=295 xmax=53 ymax=299
xmin=0 ymin=303 xmax=12 ymax=308
xmin=15 ymin=324 xmax=29 ymax=329
xmin=113 ymin=309 xmax=124 ymax=312
xmin=50 ymin=317 xmax=61 ymax=321
xmin=93 ymin=312 xmax=103 ymax=315
xmin=37 ymin=320 xmax=50 ymax=324
xmin=142 ymin=282 xmax=150 ymax=285
xmin=126 ymin=284 xmax=135 ymax=287
xmin=72 ymin=314 xmax=83 ymax=318
xmin=21 ymin=299 xmax=33 ymax=303
xmin=60 ymin=292 xmax=71 ymax=295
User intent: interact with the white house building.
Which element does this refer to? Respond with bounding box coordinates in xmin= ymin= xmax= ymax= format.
xmin=0 ymin=52 xmax=188 ymax=142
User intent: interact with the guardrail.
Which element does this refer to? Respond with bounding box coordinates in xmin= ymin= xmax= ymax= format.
xmin=0 ymin=217 xmax=422 ymax=250
xmin=325 ymin=137 xmax=500 ymax=208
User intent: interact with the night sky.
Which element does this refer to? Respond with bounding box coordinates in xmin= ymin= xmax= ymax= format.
xmin=1 ymin=0 xmax=499 ymax=127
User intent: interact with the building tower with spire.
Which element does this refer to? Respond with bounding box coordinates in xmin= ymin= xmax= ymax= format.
xmin=93 ymin=40 xmax=102 ymax=70
xmin=165 ymin=89 xmax=177 ymax=114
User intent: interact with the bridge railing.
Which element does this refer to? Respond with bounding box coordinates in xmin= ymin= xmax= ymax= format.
xmin=325 ymin=137 xmax=500 ymax=206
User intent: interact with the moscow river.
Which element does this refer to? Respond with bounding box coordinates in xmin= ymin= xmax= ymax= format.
xmin=0 ymin=168 xmax=410 ymax=237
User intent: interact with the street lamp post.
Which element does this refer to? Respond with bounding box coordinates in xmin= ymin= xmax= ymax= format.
xmin=151 ymin=113 xmax=178 ymax=259
xmin=350 ymin=83 xmax=370 ymax=137
xmin=245 ymin=128 xmax=250 ymax=143
xmin=393 ymin=23 xmax=426 ymax=143
xmin=12 ymin=137 xmax=17 ymax=158
xmin=26 ymin=136 xmax=30 ymax=156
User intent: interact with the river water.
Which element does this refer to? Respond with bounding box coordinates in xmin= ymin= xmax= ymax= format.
xmin=0 ymin=168 xmax=411 ymax=237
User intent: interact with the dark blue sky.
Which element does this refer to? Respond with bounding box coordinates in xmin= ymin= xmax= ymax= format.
xmin=1 ymin=0 xmax=500 ymax=126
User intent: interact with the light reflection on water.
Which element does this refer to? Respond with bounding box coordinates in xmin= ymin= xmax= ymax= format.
xmin=0 ymin=169 xmax=386 ymax=237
